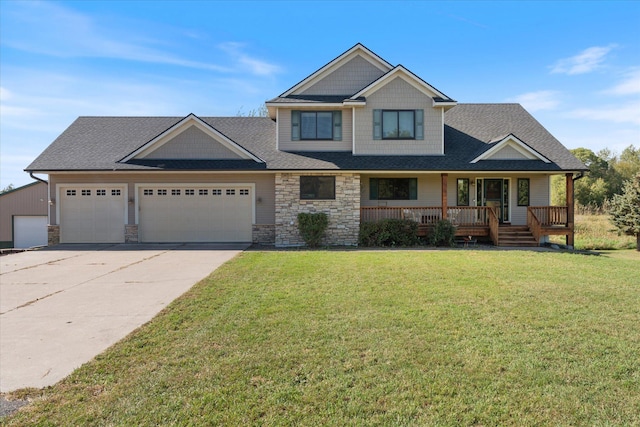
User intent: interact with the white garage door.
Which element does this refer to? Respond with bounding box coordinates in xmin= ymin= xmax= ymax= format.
xmin=14 ymin=216 xmax=47 ymax=248
xmin=138 ymin=185 xmax=253 ymax=243
xmin=59 ymin=186 xmax=126 ymax=243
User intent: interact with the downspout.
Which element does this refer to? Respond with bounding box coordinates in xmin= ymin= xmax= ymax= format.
xmin=29 ymin=172 xmax=48 ymax=184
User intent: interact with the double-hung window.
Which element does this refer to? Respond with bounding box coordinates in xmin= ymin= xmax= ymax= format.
xmin=291 ymin=111 xmax=342 ymax=141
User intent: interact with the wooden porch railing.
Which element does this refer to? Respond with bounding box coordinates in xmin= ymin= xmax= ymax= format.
xmin=360 ymin=206 xmax=493 ymax=226
xmin=527 ymin=206 xmax=571 ymax=244
xmin=488 ymin=207 xmax=499 ymax=246
xmin=528 ymin=206 xmax=568 ymax=226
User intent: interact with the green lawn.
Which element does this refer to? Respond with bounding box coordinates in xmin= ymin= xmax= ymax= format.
xmin=3 ymin=250 xmax=640 ymax=426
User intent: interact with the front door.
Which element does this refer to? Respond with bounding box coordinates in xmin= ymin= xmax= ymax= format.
xmin=483 ymin=179 xmax=507 ymax=223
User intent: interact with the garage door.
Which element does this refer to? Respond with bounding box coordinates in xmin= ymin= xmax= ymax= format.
xmin=59 ymin=186 xmax=126 ymax=243
xmin=138 ymin=185 xmax=253 ymax=243
xmin=14 ymin=216 xmax=47 ymax=248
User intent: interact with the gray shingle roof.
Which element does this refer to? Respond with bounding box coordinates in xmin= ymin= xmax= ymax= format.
xmin=26 ymin=104 xmax=586 ymax=173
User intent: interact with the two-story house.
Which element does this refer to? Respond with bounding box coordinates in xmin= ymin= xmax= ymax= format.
xmin=26 ymin=44 xmax=587 ymax=247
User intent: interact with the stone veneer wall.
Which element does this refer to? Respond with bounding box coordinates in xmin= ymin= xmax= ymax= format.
xmin=252 ymin=224 xmax=276 ymax=245
xmin=275 ymin=173 xmax=360 ymax=247
xmin=48 ymin=225 xmax=60 ymax=246
xmin=125 ymin=225 xmax=138 ymax=243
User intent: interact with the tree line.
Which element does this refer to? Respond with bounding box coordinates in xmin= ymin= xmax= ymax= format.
xmin=552 ymin=145 xmax=640 ymax=208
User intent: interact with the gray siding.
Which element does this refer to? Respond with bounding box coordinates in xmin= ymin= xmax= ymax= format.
xmin=300 ymin=55 xmax=386 ymax=96
xmin=486 ymin=145 xmax=530 ymax=160
xmin=142 ymin=126 xmax=242 ymax=159
xmin=49 ymin=173 xmax=275 ymax=226
xmin=354 ymin=77 xmax=443 ymax=155
xmin=278 ymin=108 xmax=353 ymax=152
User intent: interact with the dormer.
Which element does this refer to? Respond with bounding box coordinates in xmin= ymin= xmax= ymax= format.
xmin=266 ymin=43 xmax=456 ymax=155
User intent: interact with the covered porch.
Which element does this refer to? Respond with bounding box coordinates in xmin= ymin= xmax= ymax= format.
xmin=359 ymin=173 xmax=576 ymax=247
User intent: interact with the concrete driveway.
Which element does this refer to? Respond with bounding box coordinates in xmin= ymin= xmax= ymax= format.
xmin=0 ymin=243 xmax=247 ymax=393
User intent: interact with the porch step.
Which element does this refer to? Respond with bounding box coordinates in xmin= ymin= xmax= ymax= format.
xmin=498 ymin=226 xmax=539 ymax=247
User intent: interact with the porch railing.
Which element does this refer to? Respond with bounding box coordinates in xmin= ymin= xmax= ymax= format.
xmin=528 ymin=206 xmax=568 ymax=226
xmin=360 ymin=206 xmax=492 ymax=226
xmin=488 ymin=207 xmax=499 ymax=246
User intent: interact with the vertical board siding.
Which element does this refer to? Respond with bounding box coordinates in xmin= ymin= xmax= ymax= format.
xmin=0 ymin=182 xmax=48 ymax=242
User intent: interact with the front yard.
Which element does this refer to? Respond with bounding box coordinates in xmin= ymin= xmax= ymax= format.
xmin=3 ymin=250 xmax=639 ymax=426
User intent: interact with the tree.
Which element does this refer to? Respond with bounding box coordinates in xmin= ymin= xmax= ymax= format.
xmin=0 ymin=184 xmax=15 ymax=194
xmin=236 ymin=104 xmax=269 ymax=117
xmin=609 ymin=173 xmax=640 ymax=251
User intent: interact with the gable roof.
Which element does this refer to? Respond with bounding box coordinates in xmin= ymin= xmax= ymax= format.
xmin=471 ymin=133 xmax=551 ymax=163
xmin=279 ymin=43 xmax=393 ymax=97
xmin=26 ymin=104 xmax=586 ymax=174
xmin=120 ymin=113 xmax=263 ymax=163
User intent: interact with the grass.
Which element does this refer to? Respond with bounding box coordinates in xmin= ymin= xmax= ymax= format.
xmin=550 ymin=213 xmax=637 ymax=250
xmin=3 ymin=250 xmax=640 ymax=426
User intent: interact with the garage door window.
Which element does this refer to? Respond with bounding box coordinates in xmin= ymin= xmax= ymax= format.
xmin=97 ymin=189 xmax=106 ymax=196
xmin=67 ymin=189 xmax=76 ymax=196
xmin=158 ymin=189 xmax=167 ymax=195
xmin=240 ymin=189 xmax=249 ymax=195
xmin=213 ymin=189 xmax=222 ymax=195
xmin=144 ymin=189 xmax=153 ymax=195
xmin=172 ymin=189 xmax=180 ymax=196
xmin=199 ymin=189 xmax=208 ymax=195
xmin=112 ymin=189 xmax=121 ymax=196
xmin=82 ymin=189 xmax=91 ymax=196
xmin=226 ymin=189 xmax=235 ymax=195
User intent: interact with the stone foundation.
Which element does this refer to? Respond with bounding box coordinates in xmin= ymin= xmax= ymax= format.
xmin=47 ymin=225 xmax=60 ymax=246
xmin=275 ymin=173 xmax=360 ymax=247
xmin=252 ymin=224 xmax=275 ymax=245
xmin=125 ymin=224 xmax=138 ymax=243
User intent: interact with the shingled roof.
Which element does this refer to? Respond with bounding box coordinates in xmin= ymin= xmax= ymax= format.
xmin=26 ymin=104 xmax=586 ymax=173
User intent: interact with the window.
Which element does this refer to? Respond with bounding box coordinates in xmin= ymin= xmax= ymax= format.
xmin=369 ymin=178 xmax=417 ymax=200
xmin=96 ymin=189 xmax=106 ymax=196
xmin=212 ymin=189 xmax=222 ymax=195
xmin=66 ymin=189 xmax=76 ymax=196
xmin=171 ymin=189 xmax=181 ymax=196
xmin=291 ymin=110 xmax=342 ymax=141
xmin=199 ymin=189 xmax=208 ymax=196
xmin=143 ymin=189 xmax=153 ymax=196
xmin=457 ymin=179 xmax=469 ymax=206
xmin=111 ymin=189 xmax=121 ymax=196
xmin=240 ymin=189 xmax=249 ymax=195
xmin=226 ymin=189 xmax=235 ymax=196
xmin=185 ymin=189 xmax=195 ymax=196
xmin=518 ymin=178 xmax=530 ymax=206
xmin=81 ymin=189 xmax=91 ymax=196
xmin=300 ymin=176 xmax=335 ymax=200
xmin=157 ymin=189 xmax=167 ymax=195
xmin=373 ymin=109 xmax=424 ymax=140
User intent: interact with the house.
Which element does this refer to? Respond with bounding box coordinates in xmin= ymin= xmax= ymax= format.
xmin=0 ymin=181 xmax=48 ymax=249
xmin=26 ymin=44 xmax=586 ymax=248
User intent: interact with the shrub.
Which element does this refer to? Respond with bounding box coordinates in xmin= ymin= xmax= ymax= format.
xmin=359 ymin=219 xmax=419 ymax=247
xmin=429 ymin=219 xmax=457 ymax=247
xmin=297 ymin=212 xmax=329 ymax=248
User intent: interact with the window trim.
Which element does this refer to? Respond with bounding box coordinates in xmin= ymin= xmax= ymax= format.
xmin=517 ymin=178 xmax=530 ymax=206
xmin=292 ymin=110 xmax=342 ymax=141
xmin=300 ymin=176 xmax=336 ymax=200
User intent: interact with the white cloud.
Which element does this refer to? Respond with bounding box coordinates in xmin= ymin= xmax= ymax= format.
xmin=550 ymin=45 xmax=617 ymax=75
xmin=218 ymin=42 xmax=281 ymax=76
xmin=566 ymin=100 xmax=640 ymax=125
xmin=603 ymin=68 xmax=640 ymax=96
xmin=508 ymin=90 xmax=561 ymax=111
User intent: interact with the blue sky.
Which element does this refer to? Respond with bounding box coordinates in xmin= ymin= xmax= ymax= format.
xmin=1 ymin=0 xmax=639 ymax=189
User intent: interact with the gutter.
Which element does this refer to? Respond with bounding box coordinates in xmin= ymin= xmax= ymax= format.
xmin=573 ymin=171 xmax=585 ymax=182
xmin=29 ymin=172 xmax=48 ymax=184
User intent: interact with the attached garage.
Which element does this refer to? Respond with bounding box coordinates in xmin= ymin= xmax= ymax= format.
xmin=14 ymin=216 xmax=48 ymax=248
xmin=137 ymin=184 xmax=254 ymax=243
xmin=58 ymin=185 xmax=127 ymax=243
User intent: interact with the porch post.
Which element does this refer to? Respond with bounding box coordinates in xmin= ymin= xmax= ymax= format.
xmin=566 ymin=173 xmax=575 ymax=247
xmin=441 ymin=173 xmax=448 ymax=220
